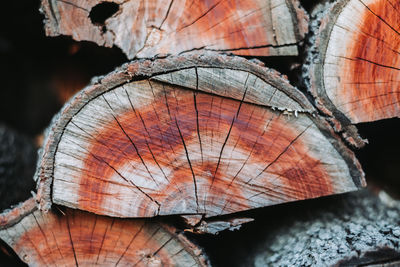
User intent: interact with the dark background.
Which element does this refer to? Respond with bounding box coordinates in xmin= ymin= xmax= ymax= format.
xmin=0 ymin=0 xmax=399 ymax=266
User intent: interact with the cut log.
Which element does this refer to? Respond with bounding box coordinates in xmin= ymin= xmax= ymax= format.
xmin=40 ymin=0 xmax=308 ymax=59
xmin=305 ymin=0 xmax=400 ymax=144
xmin=0 ymin=198 xmax=208 ymax=266
xmin=0 ymin=125 xmax=36 ymax=212
xmin=35 ymin=53 xmax=365 ymax=220
xmin=238 ymin=189 xmax=400 ymax=266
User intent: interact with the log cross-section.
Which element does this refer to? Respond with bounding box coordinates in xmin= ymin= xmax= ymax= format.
xmin=40 ymin=0 xmax=308 ymax=58
xmin=0 ymin=199 xmax=208 ymax=266
xmin=306 ymin=0 xmax=400 ymax=131
xmin=36 ymin=53 xmax=365 ymax=219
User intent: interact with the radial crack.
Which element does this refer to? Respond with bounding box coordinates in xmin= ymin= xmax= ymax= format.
xmin=175 ymin=118 xmax=200 ymax=212
xmin=178 ymin=0 xmax=222 ymax=31
xmin=194 ymin=68 xmax=204 ymax=163
xmin=123 ymin=87 xmax=175 ymax=186
xmin=115 ymin=222 xmax=145 ymax=266
xmin=211 ymin=73 xmax=250 ymax=186
xmin=102 ymin=95 xmax=160 ymax=188
xmin=248 ymin=123 xmax=313 ymax=184
xmin=66 ymin=215 xmax=79 ymax=267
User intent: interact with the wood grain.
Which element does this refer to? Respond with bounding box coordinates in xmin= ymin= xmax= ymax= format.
xmin=40 ymin=0 xmax=308 ymax=58
xmin=0 ymin=199 xmax=208 ymax=267
xmin=307 ymin=0 xmax=400 ymax=130
xmin=35 ymin=53 xmax=365 ymax=219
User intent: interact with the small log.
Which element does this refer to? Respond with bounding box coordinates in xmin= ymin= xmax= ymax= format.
xmin=0 ymin=198 xmax=208 ymax=266
xmin=35 ymin=53 xmax=365 ymax=220
xmin=40 ymin=0 xmax=308 ymax=59
xmin=305 ymin=0 xmax=400 ymax=146
xmin=239 ymin=189 xmax=400 ymax=266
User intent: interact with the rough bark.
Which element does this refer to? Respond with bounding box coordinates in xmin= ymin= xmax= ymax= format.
xmin=0 ymin=198 xmax=208 ymax=266
xmin=0 ymin=125 xmax=36 ymax=212
xmin=34 ymin=52 xmax=365 ymax=221
xmin=239 ymin=190 xmax=400 ymax=266
xmin=40 ymin=0 xmax=308 ymax=59
xmin=304 ymin=0 xmax=400 ymax=147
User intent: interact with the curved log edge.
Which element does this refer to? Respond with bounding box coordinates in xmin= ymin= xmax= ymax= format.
xmin=34 ymin=52 xmax=365 ymax=220
xmin=40 ymin=0 xmax=308 ymax=59
xmin=240 ymin=189 xmax=400 ymax=266
xmin=0 ymin=198 xmax=209 ymax=266
xmin=304 ymin=0 xmax=400 ymax=147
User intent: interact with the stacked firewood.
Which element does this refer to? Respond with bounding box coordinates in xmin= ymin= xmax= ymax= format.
xmin=0 ymin=0 xmax=399 ymax=266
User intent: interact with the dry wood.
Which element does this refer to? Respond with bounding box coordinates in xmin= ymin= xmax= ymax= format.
xmin=239 ymin=190 xmax=400 ymax=266
xmin=305 ymin=0 xmax=400 ymax=146
xmin=0 ymin=198 xmax=208 ymax=266
xmin=40 ymin=0 xmax=308 ymax=59
xmin=35 ymin=53 xmax=365 ymax=220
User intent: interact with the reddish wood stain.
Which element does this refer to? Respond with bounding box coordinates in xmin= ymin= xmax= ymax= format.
xmin=78 ymin=86 xmax=332 ymax=216
xmin=339 ymin=0 xmax=400 ymax=122
xmin=161 ymin=0 xmax=275 ymax=55
xmin=14 ymin=210 xmax=176 ymax=266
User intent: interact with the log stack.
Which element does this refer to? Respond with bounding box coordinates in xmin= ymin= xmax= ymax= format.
xmin=0 ymin=0 xmax=399 ymax=265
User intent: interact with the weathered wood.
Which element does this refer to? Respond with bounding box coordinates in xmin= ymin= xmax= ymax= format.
xmin=305 ymin=0 xmax=400 ymax=146
xmin=239 ymin=190 xmax=400 ymax=266
xmin=0 ymin=198 xmax=208 ymax=266
xmin=0 ymin=125 xmax=36 ymax=212
xmin=35 ymin=52 xmax=365 ymax=221
xmin=40 ymin=0 xmax=308 ymax=59
xmin=187 ymin=217 xmax=254 ymax=235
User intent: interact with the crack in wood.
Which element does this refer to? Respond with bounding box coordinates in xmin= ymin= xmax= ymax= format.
xmin=65 ymin=214 xmax=79 ymax=267
xmin=359 ymin=0 xmax=400 ymax=37
xmin=152 ymin=236 xmax=174 ymax=256
xmin=194 ymin=68 xmax=204 ymax=164
xmin=48 ymin=0 xmax=60 ymax=27
xmin=132 ymin=227 xmax=161 ymax=266
xmin=146 ymin=81 xmax=178 ymax=161
xmin=211 ymin=74 xmax=250 ymax=187
xmin=115 ymin=221 xmax=146 ymax=266
xmin=64 ymin=125 xmax=160 ymax=208
xmin=337 ymin=91 xmax=400 ymax=107
xmin=67 ymin=120 xmax=142 ymax=184
xmin=96 ymin=218 xmax=114 ymax=264
xmin=123 ymin=87 xmax=174 ymax=186
xmin=177 ymin=0 xmax=222 ymax=32
xmin=55 ymin=0 xmax=89 ymax=12
xmin=162 ymin=84 xmax=200 ymax=212
xmin=174 ymin=118 xmax=200 ymax=212
xmin=355 ymin=57 xmax=400 ymax=71
xmin=159 ymin=0 xmax=174 ymax=29
xmin=102 ymin=95 xmax=161 ymax=188
xmin=249 ymin=123 xmax=313 ymax=184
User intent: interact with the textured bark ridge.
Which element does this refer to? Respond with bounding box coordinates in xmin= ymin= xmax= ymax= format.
xmin=35 ymin=53 xmax=365 ymax=220
xmin=306 ymin=0 xmax=400 ymax=138
xmin=0 ymin=198 xmax=208 ymax=266
xmin=40 ymin=0 xmax=308 ymax=59
xmin=240 ymin=190 xmax=400 ymax=266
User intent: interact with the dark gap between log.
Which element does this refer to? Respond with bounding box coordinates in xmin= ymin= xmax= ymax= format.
xmin=0 ymin=239 xmax=27 ymax=267
xmin=356 ymin=118 xmax=400 ymax=198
